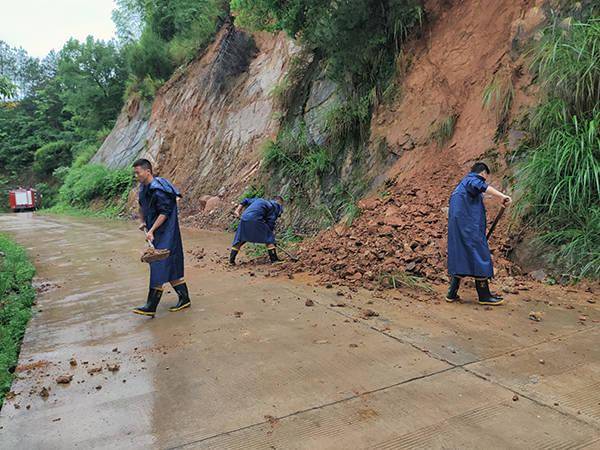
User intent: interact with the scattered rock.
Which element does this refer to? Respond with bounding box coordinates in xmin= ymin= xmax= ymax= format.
xmin=234 ymin=311 xmax=243 ymax=318
xmin=39 ymin=387 xmax=50 ymax=399
xmin=530 ymin=269 xmax=546 ymax=282
xmin=305 ymin=299 xmax=315 ymax=307
xmin=512 ymin=394 xmax=519 ymax=401
xmin=107 ymin=364 xmax=120 ymax=372
xmin=314 ymin=339 xmax=329 ymax=344
xmin=56 ymin=374 xmax=73 ymax=384
xmin=361 ymin=309 xmax=379 ymax=318
xmin=69 ymin=358 xmax=77 ymax=367
xmin=528 ymin=311 xmax=543 ymax=322
xmin=87 ymin=367 xmax=102 ymax=375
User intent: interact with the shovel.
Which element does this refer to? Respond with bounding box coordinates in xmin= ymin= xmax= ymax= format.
xmin=276 ymin=244 xmax=299 ymax=262
xmin=486 ymin=205 xmax=506 ymax=240
xmin=140 ymin=228 xmax=170 ymax=263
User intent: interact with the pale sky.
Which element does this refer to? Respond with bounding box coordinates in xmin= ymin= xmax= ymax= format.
xmin=0 ymin=0 xmax=117 ymax=57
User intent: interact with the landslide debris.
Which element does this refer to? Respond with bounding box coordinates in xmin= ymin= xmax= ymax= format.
xmin=281 ymin=177 xmax=513 ymax=290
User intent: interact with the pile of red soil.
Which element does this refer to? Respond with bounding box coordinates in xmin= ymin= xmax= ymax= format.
xmin=282 ymin=172 xmax=514 ymax=290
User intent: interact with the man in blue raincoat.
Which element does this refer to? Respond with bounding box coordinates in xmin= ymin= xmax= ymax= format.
xmin=446 ymin=162 xmax=512 ymax=305
xmin=132 ymin=159 xmax=190 ymax=317
xmin=229 ymin=196 xmax=284 ymax=265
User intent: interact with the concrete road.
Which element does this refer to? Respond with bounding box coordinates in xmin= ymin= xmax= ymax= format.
xmin=0 ymin=213 xmax=598 ymax=449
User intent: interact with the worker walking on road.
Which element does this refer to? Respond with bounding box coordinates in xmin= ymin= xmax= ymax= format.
xmin=132 ymin=159 xmax=191 ymax=317
xmin=446 ymin=162 xmax=511 ymax=305
xmin=229 ymin=196 xmax=284 ymax=265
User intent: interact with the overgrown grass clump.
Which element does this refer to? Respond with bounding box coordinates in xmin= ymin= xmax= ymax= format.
xmin=0 ymin=234 xmax=36 ymax=407
xmin=514 ymin=18 xmax=600 ymax=279
xmin=263 ymin=124 xmax=334 ymax=181
xmin=48 ymin=164 xmax=134 ymax=218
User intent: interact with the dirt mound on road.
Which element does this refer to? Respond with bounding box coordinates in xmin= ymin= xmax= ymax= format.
xmin=283 ymin=171 xmax=514 ymax=290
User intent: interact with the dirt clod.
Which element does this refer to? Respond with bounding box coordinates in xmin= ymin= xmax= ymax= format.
xmin=56 ymin=374 xmax=73 ymax=384
xmin=528 ymin=311 xmax=543 ymax=322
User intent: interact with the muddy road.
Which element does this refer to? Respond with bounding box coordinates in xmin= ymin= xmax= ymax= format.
xmin=0 ymin=213 xmax=599 ymax=449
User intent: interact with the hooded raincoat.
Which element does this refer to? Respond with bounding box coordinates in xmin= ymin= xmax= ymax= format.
xmin=232 ymin=198 xmax=283 ymax=247
xmin=447 ymin=172 xmax=493 ymax=278
xmin=139 ymin=177 xmax=184 ymax=287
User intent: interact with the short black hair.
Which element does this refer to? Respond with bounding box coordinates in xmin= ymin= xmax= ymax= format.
xmin=470 ymin=162 xmax=490 ymax=174
xmin=133 ymin=158 xmax=153 ymax=173
xmin=273 ymin=195 xmax=284 ymax=203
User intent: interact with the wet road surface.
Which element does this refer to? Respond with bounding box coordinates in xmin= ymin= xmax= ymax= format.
xmin=0 ymin=213 xmax=599 ymax=449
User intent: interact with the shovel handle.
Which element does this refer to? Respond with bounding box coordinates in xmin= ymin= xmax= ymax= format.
xmin=486 ymin=206 xmax=506 ymax=240
xmin=141 ymin=227 xmax=155 ymax=249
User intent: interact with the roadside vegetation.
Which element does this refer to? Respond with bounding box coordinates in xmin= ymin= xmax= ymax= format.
xmin=232 ymin=0 xmax=422 ymax=225
xmin=0 ymin=234 xmax=36 ymax=408
xmin=514 ymin=18 xmax=599 ymax=279
xmin=0 ymin=1 xmax=227 ymax=215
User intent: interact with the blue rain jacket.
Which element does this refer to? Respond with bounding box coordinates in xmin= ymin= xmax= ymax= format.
xmin=447 ymin=172 xmax=493 ymax=278
xmin=232 ymin=198 xmax=283 ymax=247
xmin=139 ymin=177 xmax=184 ymax=287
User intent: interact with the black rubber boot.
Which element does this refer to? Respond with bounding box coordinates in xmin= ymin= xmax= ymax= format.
xmin=475 ymin=279 xmax=504 ymax=305
xmin=229 ymin=249 xmax=239 ymax=266
xmin=268 ymin=248 xmax=280 ymax=263
xmin=446 ymin=277 xmax=461 ymax=302
xmin=169 ymin=283 xmax=191 ymax=312
xmin=133 ymin=288 xmax=163 ymax=317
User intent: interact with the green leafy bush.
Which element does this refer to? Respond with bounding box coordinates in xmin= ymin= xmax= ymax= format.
xmin=0 ymin=234 xmax=36 ymax=407
xmin=514 ymin=18 xmax=600 ymax=279
xmin=263 ymin=124 xmax=333 ymax=180
xmin=239 ymin=184 xmax=265 ymax=202
xmin=57 ymin=164 xmax=133 ymax=209
xmin=231 ymin=0 xmax=422 ymax=93
xmin=32 ymin=141 xmax=73 ymax=176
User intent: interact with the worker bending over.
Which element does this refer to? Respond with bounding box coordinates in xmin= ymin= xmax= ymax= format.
xmin=132 ymin=159 xmax=191 ymax=317
xmin=446 ymin=162 xmax=511 ymax=305
xmin=229 ymin=196 xmax=284 ymax=265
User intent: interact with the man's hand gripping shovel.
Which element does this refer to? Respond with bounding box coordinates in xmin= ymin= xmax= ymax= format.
xmin=140 ymin=226 xmax=170 ymax=263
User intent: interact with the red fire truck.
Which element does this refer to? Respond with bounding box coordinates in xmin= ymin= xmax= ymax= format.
xmin=8 ymin=188 xmax=39 ymax=212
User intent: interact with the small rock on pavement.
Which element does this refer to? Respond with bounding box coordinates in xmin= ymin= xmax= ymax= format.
xmin=305 ymin=299 xmax=315 ymax=307
xmin=361 ymin=309 xmax=379 ymax=318
xmin=528 ymin=311 xmax=543 ymax=322
xmin=56 ymin=374 xmax=73 ymax=384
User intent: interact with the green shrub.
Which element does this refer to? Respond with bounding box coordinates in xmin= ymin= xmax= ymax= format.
xmin=514 ymin=18 xmax=600 ymax=279
xmin=57 ymin=164 xmax=133 ymax=209
xmin=324 ymin=93 xmax=373 ymax=144
xmin=126 ymin=30 xmax=174 ymax=84
xmin=33 ymin=141 xmax=73 ymax=177
xmin=239 ymin=184 xmax=265 ymax=202
xmin=263 ymin=124 xmax=333 ymax=180
xmin=231 ymin=0 xmax=422 ymax=94
xmin=0 ymin=234 xmax=36 ymax=407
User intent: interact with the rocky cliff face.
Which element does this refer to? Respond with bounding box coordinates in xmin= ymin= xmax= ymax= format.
xmin=95 ymin=24 xmax=300 ymax=225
